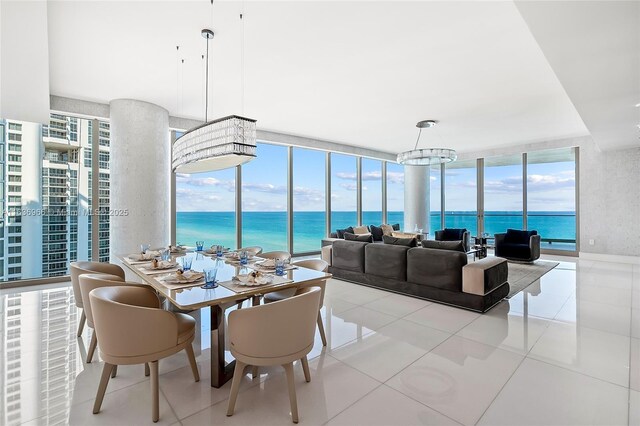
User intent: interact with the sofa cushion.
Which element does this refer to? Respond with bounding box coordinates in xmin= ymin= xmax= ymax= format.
xmin=365 ymin=244 xmax=409 ymax=281
xmin=498 ymin=242 xmax=531 ymax=259
xmin=380 ymin=224 xmax=394 ymax=236
xmin=383 ymin=235 xmax=417 ymax=247
xmin=421 ymin=239 xmax=465 ymax=252
xmin=369 ymin=225 xmax=384 ymax=242
xmin=331 ymin=240 xmax=368 ymax=273
xmin=407 ymin=247 xmax=468 ymax=291
xmin=344 ymin=232 xmax=373 ymax=243
xmin=353 ymin=225 xmax=369 ymax=235
xmin=336 ymin=226 xmax=355 ymax=239
xmin=441 ymin=228 xmax=467 ymax=241
xmin=504 ymin=229 xmax=537 ymax=244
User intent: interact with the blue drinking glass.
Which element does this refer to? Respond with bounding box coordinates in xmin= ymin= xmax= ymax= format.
xmin=196 ymin=241 xmax=204 ymax=252
xmin=240 ymin=250 xmax=248 ymax=265
xmin=202 ymin=268 xmax=218 ymax=289
xmin=181 ymin=255 xmax=193 ymax=271
xmin=275 ymin=258 xmax=285 ymax=276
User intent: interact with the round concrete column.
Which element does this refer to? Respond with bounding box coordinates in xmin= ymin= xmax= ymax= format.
xmin=403 ymin=165 xmax=430 ymax=233
xmin=109 ymin=99 xmax=170 ymax=259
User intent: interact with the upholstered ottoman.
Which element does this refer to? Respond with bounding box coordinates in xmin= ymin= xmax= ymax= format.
xmin=462 ymin=257 xmax=508 ymax=296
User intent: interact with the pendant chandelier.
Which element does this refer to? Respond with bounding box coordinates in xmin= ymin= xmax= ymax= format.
xmin=397 ymin=120 xmax=456 ymax=166
xmin=172 ymin=16 xmax=257 ymax=173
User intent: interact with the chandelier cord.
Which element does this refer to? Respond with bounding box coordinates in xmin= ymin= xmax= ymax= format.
xmin=205 ymin=35 xmax=209 ymax=122
xmin=413 ymin=128 xmax=422 ymax=151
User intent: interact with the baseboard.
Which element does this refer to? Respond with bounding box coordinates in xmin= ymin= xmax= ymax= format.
xmin=579 ymin=252 xmax=640 ymax=265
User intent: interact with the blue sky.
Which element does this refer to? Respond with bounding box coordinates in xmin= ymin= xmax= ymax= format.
xmin=176 ymin=142 xmax=575 ymax=212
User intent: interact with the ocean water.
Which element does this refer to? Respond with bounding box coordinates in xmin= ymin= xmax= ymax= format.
xmin=177 ymin=211 xmax=576 ymax=253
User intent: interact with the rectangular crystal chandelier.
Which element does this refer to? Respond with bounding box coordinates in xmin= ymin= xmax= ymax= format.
xmin=172 ymin=115 xmax=257 ymax=173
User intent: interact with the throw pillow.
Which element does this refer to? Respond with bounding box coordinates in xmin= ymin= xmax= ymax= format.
xmin=380 ymin=224 xmax=394 ymax=236
xmin=344 ymin=232 xmax=373 ymax=243
xmin=442 ymin=228 xmax=466 ymax=241
xmin=369 ymin=224 xmax=384 ymax=241
xmin=336 ymin=226 xmax=354 ymax=239
xmin=504 ymin=229 xmax=537 ymax=244
xmin=392 ymin=223 xmax=401 ymax=231
xmin=421 ymin=239 xmax=465 ymax=252
xmin=382 ymin=235 xmax=417 ymax=247
xmin=353 ymin=225 xmax=370 ymax=235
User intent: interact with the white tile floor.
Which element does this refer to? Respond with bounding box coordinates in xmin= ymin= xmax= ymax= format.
xmin=1 ymin=255 xmax=638 ymax=425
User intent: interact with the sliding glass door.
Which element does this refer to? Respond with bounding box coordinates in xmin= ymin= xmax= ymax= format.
xmin=483 ymin=154 xmax=523 ymax=236
xmin=444 ymin=159 xmax=478 ymax=237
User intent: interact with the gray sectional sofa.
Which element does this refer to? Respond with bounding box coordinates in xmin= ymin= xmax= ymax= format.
xmin=324 ymin=240 xmax=509 ymax=312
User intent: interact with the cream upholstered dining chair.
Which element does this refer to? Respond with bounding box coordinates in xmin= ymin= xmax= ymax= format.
xmin=79 ymin=273 xmax=150 ymax=365
xmin=263 ymin=259 xmax=329 ymax=346
xmin=89 ymin=286 xmax=200 ymax=423
xmin=238 ymin=246 xmax=263 ymax=256
xmin=70 ymin=261 xmax=126 ymax=337
xmin=257 ymin=250 xmax=291 ymax=261
xmin=226 ymin=286 xmax=322 ymax=424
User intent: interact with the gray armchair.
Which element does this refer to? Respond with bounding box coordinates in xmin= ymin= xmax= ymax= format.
xmin=494 ymin=229 xmax=541 ymax=262
xmin=435 ymin=228 xmax=471 ymax=252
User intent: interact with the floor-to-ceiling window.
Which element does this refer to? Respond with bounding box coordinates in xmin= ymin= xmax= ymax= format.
xmin=361 ymin=158 xmax=383 ymax=225
xmin=484 ymin=154 xmax=523 ymax=236
xmin=241 ymin=142 xmax=288 ymax=252
xmin=292 ymin=148 xmax=326 ymax=254
xmin=175 ymin=166 xmax=236 ymax=250
xmin=0 ymin=114 xmax=111 ymax=284
xmin=330 ymin=153 xmax=358 ymax=231
xmin=386 ymin=162 xmax=404 ymax=226
xmin=444 ymin=159 xmax=478 ymax=236
xmin=430 ymin=164 xmax=442 ymax=236
xmin=527 ymin=148 xmax=577 ymax=251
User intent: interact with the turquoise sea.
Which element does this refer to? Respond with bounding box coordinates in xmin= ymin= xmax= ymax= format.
xmin=177 ymin=211 xmax=576 ymax=253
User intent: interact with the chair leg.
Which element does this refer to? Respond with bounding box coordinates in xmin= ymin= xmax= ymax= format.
xmin=185 ymin=344 xmax=200 ymax=382
xmin=111 ymin=365 xmax=118 ymax=378
xmin=236 ymin=301 xmax=243 ymax=310
xmin=87 ymin=331 xmax=98 ymax=363
xmin=150 ymin=361 xmax=159 ymax=423
xmin=300 ymin=356 xmax=311 ymax=383
xmin=226 ymin=360 xmax=247 ymax=416
xmin=145 ymin=362 xmax=150 ymax=377
xmin=93 ymin=363 xmax=114 ymax=414
xmin=251 ymin=366 xmax=258 ymax=379
xmin=283 ymin=363 xmax=299 ymax=423
xmin=77 ymin=310 xmax=86 ymax=337
xmin=317 ymin=312 xmax=327 ymax=347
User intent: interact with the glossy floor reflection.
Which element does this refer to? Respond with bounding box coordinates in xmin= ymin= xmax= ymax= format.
xmin=1 ymin=255 xmax=638 ymax=425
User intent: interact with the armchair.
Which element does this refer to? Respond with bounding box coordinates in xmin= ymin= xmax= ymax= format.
xmin=494 ymin=229 xmax=541 ymax=262
xmin=435 ymin=228 xmax=471 ymax=252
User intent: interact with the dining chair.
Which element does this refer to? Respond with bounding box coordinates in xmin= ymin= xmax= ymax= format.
xmin=79 ymin=273 xmax=146 ymax=364
xmin=257 ymin=250 xmax=292 ymax=261
xmin=89 ymin=286 xmax=200 ymax=422
xmin=263 ymin=259 xmax=329 ymax=346
xmin=70 ymin=261 xmax=126 ymax=337
xmin=226 ymin=286 xmax=322 ymax=424
xmin=238 ymin=246 xmax=263 ymax=256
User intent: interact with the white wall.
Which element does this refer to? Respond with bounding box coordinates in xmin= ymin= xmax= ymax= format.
xmin=579 ymin=144 xmax=640 ymax=256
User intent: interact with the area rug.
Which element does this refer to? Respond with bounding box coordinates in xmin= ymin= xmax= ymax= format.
xmin=506 ymin=260 xmax=559 ymax=298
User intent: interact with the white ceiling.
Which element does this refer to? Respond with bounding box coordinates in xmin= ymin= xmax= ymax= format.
xmin=43 ymin=1 xmax=634 ymax=154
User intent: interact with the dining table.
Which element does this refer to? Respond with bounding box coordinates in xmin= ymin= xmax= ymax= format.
xmin=118 ymin=251 xmax=332 ymax=388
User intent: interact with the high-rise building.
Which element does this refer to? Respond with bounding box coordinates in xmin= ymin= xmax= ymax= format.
xmin=0 ymin=114 xmax=110 ymax=281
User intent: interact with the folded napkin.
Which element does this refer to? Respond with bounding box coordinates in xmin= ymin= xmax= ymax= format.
xmin=128 ymin=251 xmax=161 ymax=261
xmin=161 ymin=270 xmax=204 ymax=283
xmin=259 ymin=259 xmax=277 ymax=268
xmin=148 ymin=260 xmax=177 ymax=270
